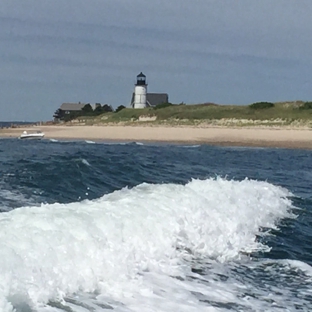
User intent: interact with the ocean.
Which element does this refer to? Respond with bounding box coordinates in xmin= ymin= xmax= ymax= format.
xmin=0 ymin=138 xmax=311 ymax=311
xmin=0 ymin=122 xmax=36 ymax=128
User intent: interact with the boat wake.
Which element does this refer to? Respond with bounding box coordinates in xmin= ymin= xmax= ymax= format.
xmin=0 ymin=178 xmax=309 ymax=311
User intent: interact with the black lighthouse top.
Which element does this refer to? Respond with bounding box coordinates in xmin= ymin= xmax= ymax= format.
xmin=136 ymin=72 xmax=147 ymax=86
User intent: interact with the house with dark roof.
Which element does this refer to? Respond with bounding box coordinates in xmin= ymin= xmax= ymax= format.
xmin=53 ymin=102 xmax=113 ymax=121
xmin=130 ymin=93 xmax=169 ymax=108
xmin=53 ymin=102 xmax=86 ymax=121
xmin=53 ymin=103 xmax=86 ymax=121
xmin=59 ymin=103 xmax=86 ymax=112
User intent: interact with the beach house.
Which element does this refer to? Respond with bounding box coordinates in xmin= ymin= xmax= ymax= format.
xmin=53 ymin=103 xmax=113 ymax=121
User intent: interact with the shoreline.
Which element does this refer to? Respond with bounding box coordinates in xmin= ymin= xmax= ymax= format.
xmin=1 ymin=124 xmax=312 ymax=149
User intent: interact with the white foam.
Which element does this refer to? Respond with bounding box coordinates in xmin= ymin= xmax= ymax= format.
xmin=81 ymin=159 xmax=91 ymax=166
xmin=0 ymin=178 xmax=297 ymax=311
xmin=278 ymin=259 xmax=312 ymax=276
xmin=181 ymin=144 xmax=201 ymax=148
xmin=102 ymin=142 xmax=127 ymax=145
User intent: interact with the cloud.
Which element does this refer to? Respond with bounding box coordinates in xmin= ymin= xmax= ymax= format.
xmin=1 ymin=0 xmax=312 ymax=120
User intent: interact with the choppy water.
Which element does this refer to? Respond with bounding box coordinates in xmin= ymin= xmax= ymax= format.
xmin=0 ymin=138 xmax=311 ymax=311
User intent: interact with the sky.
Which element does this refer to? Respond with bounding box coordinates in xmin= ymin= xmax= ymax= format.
xmin=1 ymin=0 xmax=312 ymax=121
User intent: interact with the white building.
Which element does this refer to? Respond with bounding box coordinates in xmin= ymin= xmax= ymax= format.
xmin=130 ymin=72 xmax=169 ymax=109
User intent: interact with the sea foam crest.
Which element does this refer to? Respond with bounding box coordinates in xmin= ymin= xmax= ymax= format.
xmin=0 ymin=178 xmax=294 ymax=311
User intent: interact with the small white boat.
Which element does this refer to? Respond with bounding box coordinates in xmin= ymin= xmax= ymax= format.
xmin=19 ymin=130 xmax=45 ymax=140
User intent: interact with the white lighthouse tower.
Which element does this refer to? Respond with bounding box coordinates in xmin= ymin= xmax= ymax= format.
xmin=133 ymin=72 xmax=147 ymax=109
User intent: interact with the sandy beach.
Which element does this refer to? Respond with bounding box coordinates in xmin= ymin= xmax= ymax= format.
xmin=1 ymin=124 xmax=312 ymax=149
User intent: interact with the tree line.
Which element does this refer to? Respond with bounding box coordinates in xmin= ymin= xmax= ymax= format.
xmin=53 ymin=103 xmax=126 ymax=121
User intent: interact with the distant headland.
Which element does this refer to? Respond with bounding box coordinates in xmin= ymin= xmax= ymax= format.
xmin=2 ymin=100 xmax=312 ymax=150
xmin=52 ymin=100 xmax=312 ymax=129
xmin=50 ymin=72 xmax=312 ymax=129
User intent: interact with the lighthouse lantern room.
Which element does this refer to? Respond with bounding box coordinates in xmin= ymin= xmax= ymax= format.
xmin=133 ymin=72 xmax=147 ymax=109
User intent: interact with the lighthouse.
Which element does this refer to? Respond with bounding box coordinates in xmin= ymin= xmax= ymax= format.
xmin=133 ymin=72 xmax=147 ymax=109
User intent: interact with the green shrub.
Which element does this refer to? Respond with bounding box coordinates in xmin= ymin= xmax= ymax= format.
xmin=249 ymin=102 xmax=275 ymax=109
xmin=115 ymin=105 xmax=126 ymax=113
xmin=154 ymin=102 xmax=173 ymax=110
xmin=300 ymin=102 xmax=312 ymax=110
xmin=81 ymin=103 xmax=93 ymax=113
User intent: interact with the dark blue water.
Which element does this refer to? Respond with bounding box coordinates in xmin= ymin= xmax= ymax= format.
xmin=0 ymin=138 xmax=311 ymax=311
xmin=0 ymin=121 xmax=35 ymax=128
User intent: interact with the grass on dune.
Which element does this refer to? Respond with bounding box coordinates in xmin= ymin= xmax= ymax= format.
xmin=76 ymin=101 xmax=312 ymax=127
